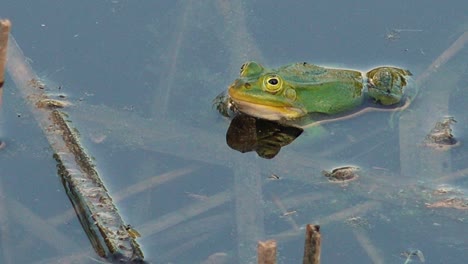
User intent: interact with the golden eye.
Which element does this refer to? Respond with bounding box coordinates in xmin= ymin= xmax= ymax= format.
xmin=264 ymin=75 xmax=283 ymax=93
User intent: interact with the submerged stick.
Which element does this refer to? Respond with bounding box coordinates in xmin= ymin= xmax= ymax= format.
xmin=6 ymin=35 xmax=144 ymax=262
xmin=400 ymin=31 xmax=468 ymax=181
xmin=271 ymin=201 xmax=380 ymax=241
xmin=416 ymin=31 xmax=468 ymax=85
xmin=138 ymin=190 xmax=231 ymax=236
xmin=303 ymin=224 xmax=321 ymax=264
xmin=234 ymin=158 xmax=265 ymax=263
xmin=257 ymin=240 xmax=277 ymax=264
xmin=0 ymin=179 xmax=13 ymax=264
xmin=352 ymin=229 xmax=384 ymax=264
xmin=48 ymin=165 xmax=198 ymax=226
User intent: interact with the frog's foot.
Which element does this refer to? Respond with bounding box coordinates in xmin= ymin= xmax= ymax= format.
xmin=213 ymin=91 xmax=237 ymax=118
xmin=366 ymin=67 xmax=412 ymax=105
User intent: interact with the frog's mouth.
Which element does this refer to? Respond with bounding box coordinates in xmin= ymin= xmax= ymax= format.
xmin=231 ymin=99 xmax=306 ymax=120
xmin=228 ymin=86 xmax=306 ymax=120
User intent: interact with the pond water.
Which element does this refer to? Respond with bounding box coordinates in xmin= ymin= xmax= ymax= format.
xmin=1 ymin=1 xmax=467 ymax=263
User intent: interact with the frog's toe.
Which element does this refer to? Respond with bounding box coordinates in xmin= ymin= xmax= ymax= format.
xmin=366 ymin=67 xmax=412 ymax=105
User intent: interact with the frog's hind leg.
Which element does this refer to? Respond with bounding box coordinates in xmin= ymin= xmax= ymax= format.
xmin=366 ymin=67 xmax=412 ymax=105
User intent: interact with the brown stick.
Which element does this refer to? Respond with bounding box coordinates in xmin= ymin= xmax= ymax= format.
xmin=303 ymin=224 xmax=321 ymax=264
xmin=48 ymin=165 xmax=198 ymax=225
xmin=0 ymin=19 xmax=10 ymax=85
xmin=0 ymin=19 xmax=11 ymax=108
xmin=6 ymin=35 xmax=144 ymax=262
xmin=257 ymin=240 xmax=277 ymax=264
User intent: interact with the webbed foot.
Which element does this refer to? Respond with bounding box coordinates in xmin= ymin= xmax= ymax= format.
xmin=213 ymin=91 xmax=237 ymax=118
xmin=366 ymin=67 xmax=412 ymax=105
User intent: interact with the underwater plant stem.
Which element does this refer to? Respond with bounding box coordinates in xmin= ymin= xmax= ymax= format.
xmin=399 ymin=31 xmax=468 ymax=180
xmin=417 ymin=31 xmax=468 ymax=85
xmin=234 ymin=159 xmax=266 ymax=263
xmin=272 ymin=195 xmax=300 ymax=230
xmin=138 ymin=190 xmax=231 ymax=236
xmin=0 ymin=179 xmax=13 ymax=264
xmin=352 ymin=229 xmax=384 ymax=264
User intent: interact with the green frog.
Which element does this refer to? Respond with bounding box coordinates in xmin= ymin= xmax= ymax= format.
xmin=218 ymin=61 xmax=412 ymax=121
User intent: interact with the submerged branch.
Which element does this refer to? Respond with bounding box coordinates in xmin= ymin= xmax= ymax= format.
xmin=6 ymin=35 xmax=144 ymax=262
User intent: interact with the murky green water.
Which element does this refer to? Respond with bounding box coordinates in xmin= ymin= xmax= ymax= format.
xmin=1 ymin=1 xmax=467 ymax=263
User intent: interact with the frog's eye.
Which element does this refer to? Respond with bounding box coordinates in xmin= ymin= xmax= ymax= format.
xmin=264 ymin=75 xmax=283 ymax=93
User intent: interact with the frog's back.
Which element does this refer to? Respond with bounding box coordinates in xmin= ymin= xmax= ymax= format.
xmin=276 ymin=62 xmax=362 ymax=85
xmin=276 ymin=62 xmax=365 ymax=115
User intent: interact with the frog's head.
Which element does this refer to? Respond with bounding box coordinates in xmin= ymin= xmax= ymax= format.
xmin=228 ymin=62 xmax=306 ymax=120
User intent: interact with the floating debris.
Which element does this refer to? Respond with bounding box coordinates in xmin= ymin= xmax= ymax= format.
xmin=385 ymin=29 xmax=401 ymax=41
xmin=345 ymin=216 xmax=371 ymax=229
xmin=268 ymin=174 xmax=280 ymax=180
xmin=185 ymin=192 xmax=209 ymax=201
xmin=426 ymin=197 xmax=468 ymax=210
xmin=36 ymin=98 xmax=71 ymax=109
xmin=323 ymin=166 xmax=360 ymax=183
xmin=424 ymin=116 xmax=459 ymax=150
xmin=401 ymin=249 xmax=425 ymax=264
xmin=432 ymin=184 xmax=462 ymax=196
xmin=125 ymin=224 xmax=141 ymax=239
xmin=280 ymin=210 xmax=297 ymax=217
xmin=385 ymin=28 xmax=423 ymax=41
xmin=27 ymin=78 xmax=46 ymax=89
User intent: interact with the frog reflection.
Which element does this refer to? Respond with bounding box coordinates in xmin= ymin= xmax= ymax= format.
xmin=225 ymin=114 xmax=303 ymax=159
